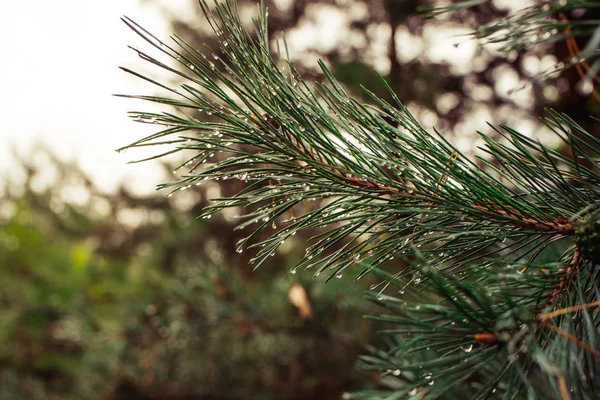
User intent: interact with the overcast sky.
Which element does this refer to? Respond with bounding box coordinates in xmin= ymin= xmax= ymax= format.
xmin=0 ymin=0 xmax=189 ymax=194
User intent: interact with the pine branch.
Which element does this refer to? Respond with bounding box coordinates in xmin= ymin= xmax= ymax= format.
xmin=421 ymin=0 xmax=600 ymax=93
xmin=118 ymin=1 xmax=600 ymax=398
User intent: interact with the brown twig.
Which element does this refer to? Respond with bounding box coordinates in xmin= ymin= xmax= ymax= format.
xmin=257 ymin=114 xmax=575 ymax=235
xmin=542 ymin=250 xmax=581 ymax=309
xmin=471 ymin=203 xmax=574 ymax=235
xmin=542 ymin=322 xmax=600 ymax=357
xmin=541 ymin=298 xmax=600 ymax=321
xmin=560 ymin=13 xmax=600 ymax=102
xmin=257 ymin=113 xmax=404 ymax=196
xmin=558 ymin=375 xmax=572 ymax=400
xmin=473 ymin=251 xmax=587 ymax=351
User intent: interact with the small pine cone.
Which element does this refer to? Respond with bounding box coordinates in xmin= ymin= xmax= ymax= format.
xmin=574 ymin=210 xmax=600 ymax=265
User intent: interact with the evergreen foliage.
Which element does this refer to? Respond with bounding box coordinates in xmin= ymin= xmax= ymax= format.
xmin=119 ymin=1 xmax=600 ymax=398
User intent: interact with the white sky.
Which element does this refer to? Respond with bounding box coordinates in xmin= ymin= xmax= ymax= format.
xmin=0 ymin=0 xmax=186 ymax=194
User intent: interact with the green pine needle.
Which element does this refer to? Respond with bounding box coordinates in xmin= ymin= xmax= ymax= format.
xmin=118 ymin=1 xmax=600 ymax=398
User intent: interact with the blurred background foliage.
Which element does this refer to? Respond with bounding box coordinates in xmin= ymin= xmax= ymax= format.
xmin=2 ymin=0 xmax=599 ymax=399
xmin=1 ymin=148 xmax=380 ymax=399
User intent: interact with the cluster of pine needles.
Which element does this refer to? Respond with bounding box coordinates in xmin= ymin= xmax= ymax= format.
xmin=118 ymin=1 xmax=600 ymax=398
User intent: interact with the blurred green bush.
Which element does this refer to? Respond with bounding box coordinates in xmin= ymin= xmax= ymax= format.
xmin=0 ymin=151 xmax=381 ymax=400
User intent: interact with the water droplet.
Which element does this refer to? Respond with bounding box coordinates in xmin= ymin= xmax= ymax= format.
xmin=408 ymin=388 xmax=418 ymax=396
xmin=376 ymin=296 xmax=383 ymax=300
xmin=290 ymin=269 xmax=297 ymax=274
xmin=335 ymin=273 xmax=343 ymax=279
xmin=271 ymin=221 xmax=277 ymax=229
xmin=189 ymin=64 xmax=195 ymax=70
xmin=462 ymin=344 xmax=473 ymax=353
xmin=577 ymin=79 xmax=594 ymax=96
xmin=392 ymin=369 xmax=401 ymax=376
